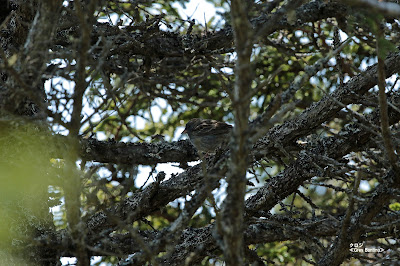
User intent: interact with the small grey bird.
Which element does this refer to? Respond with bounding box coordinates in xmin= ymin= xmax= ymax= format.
xmin=182 ymin=118 xmax=233 ymax=153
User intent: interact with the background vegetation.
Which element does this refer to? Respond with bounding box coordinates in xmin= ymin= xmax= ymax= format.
xmin=1 ymin=0 xmax=400 ymax=265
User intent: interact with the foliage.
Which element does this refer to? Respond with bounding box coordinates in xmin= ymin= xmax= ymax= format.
xmin=0 ymin=0 xmax=400 ymax=265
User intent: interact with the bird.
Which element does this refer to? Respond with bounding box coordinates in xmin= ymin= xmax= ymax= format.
xmin=182 ymin=118 xmax=233 ymax=153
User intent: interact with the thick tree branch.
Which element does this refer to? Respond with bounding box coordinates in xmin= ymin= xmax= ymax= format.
xmin=376 ymin=22 xmax=399 ymax=174
xmin=64 ymin=1 xmax=96 ymax=265
xmin=217 ymin=0 xmax=253 ymax=264
xmin=342 ymin=0 xmax=400 ymax=17
xmin=78 ymin=138 xmax=198 ymax=165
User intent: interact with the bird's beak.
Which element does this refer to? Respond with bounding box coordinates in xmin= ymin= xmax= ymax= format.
xmin=182 ymin=129 xmax=187 ymax=135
